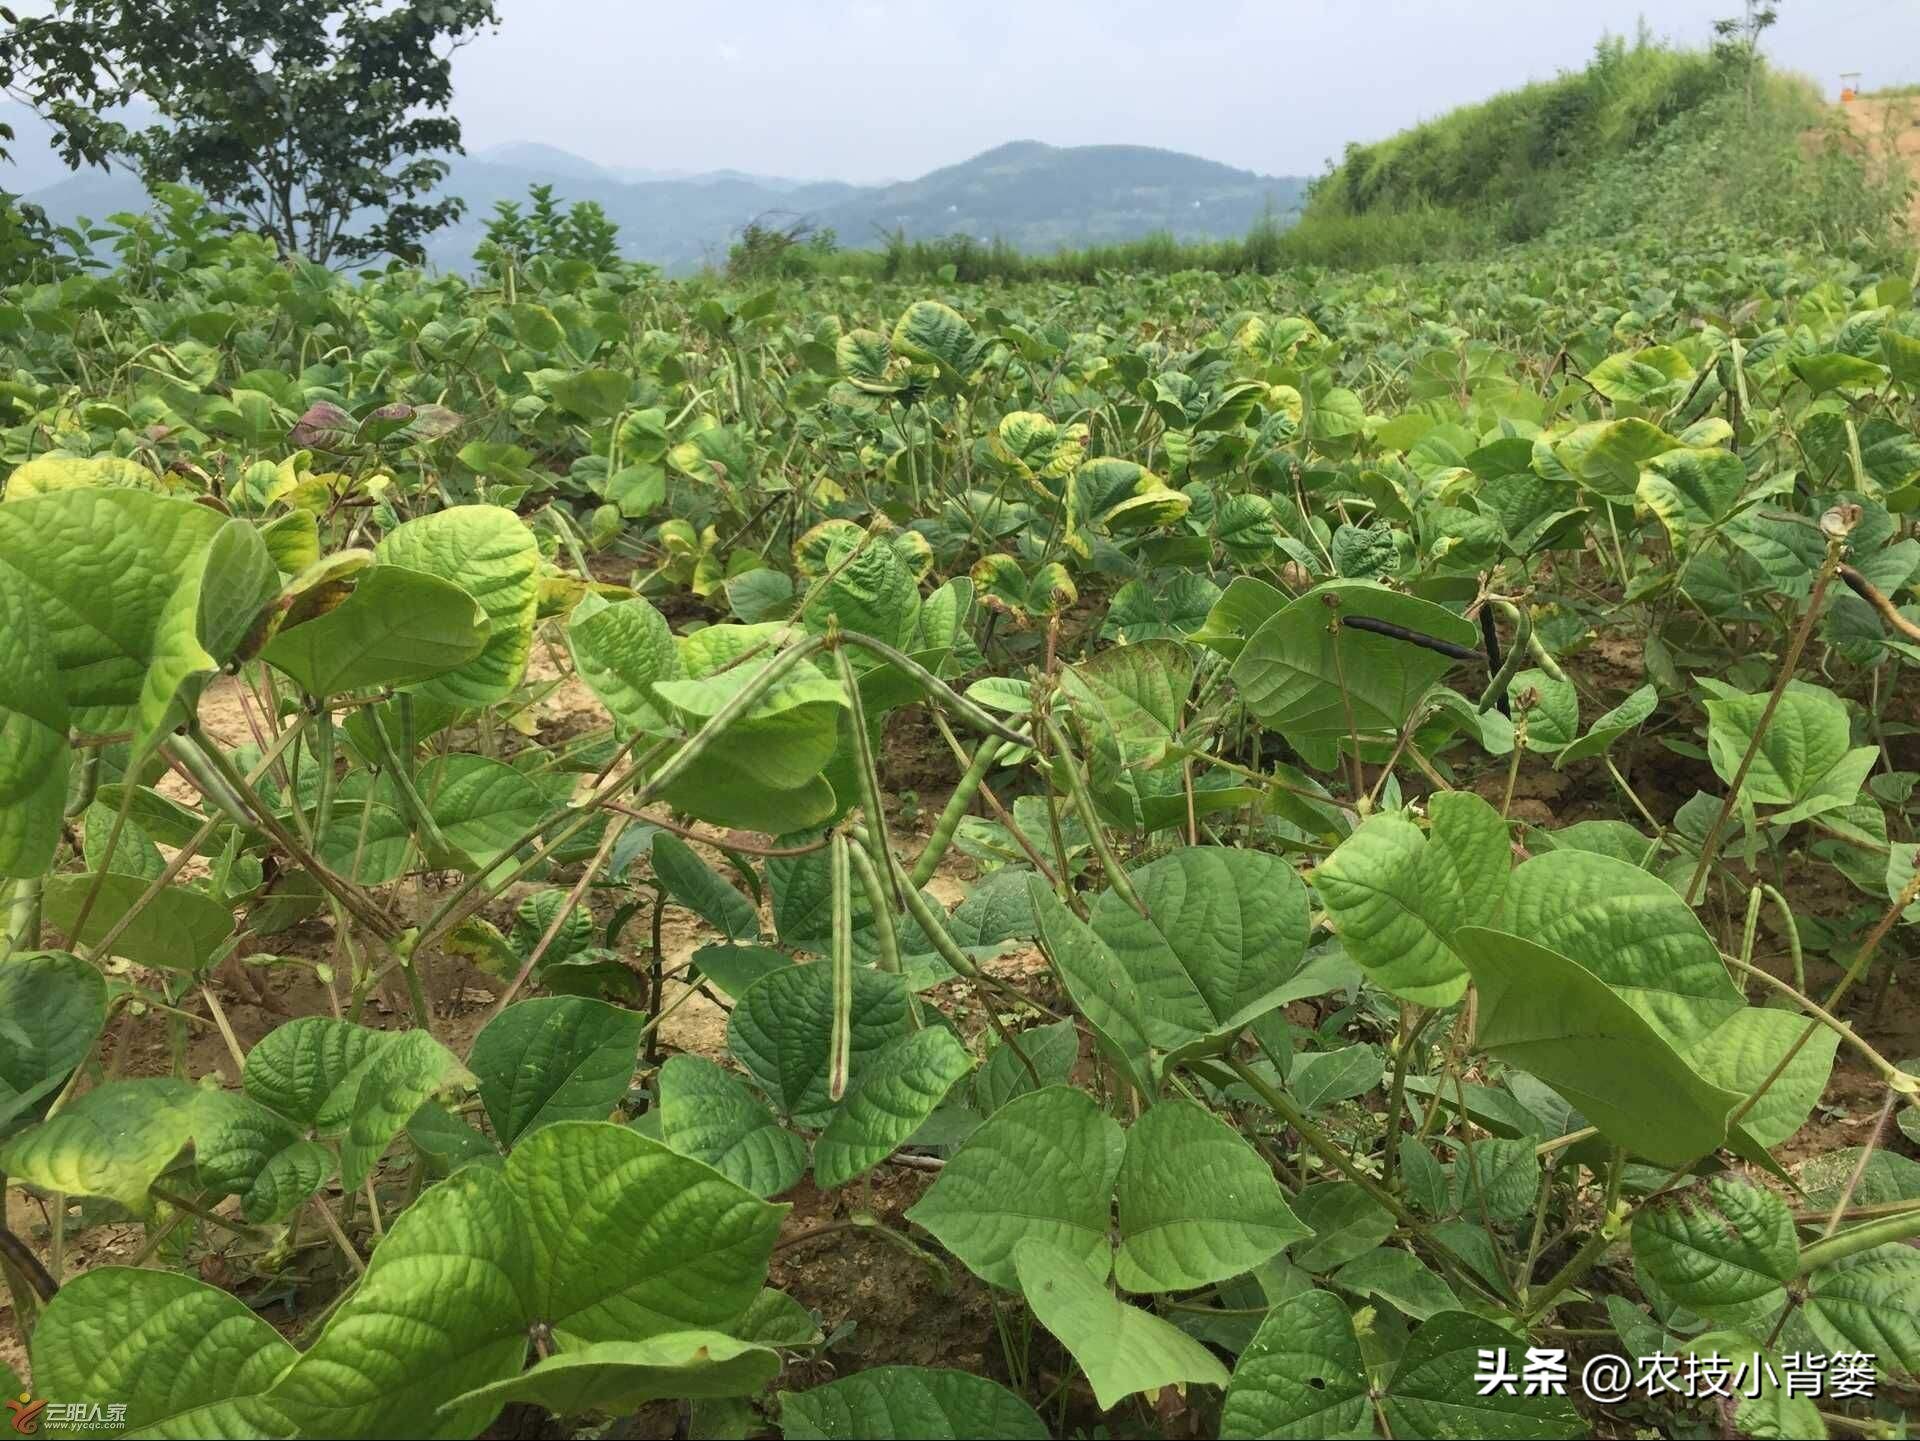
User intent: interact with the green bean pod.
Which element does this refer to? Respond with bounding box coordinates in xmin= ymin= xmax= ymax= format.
xmin=909 ymin=736 xmax=1006 ymax=889
xmin=829 ymin=832 xmax=854 ymax=1101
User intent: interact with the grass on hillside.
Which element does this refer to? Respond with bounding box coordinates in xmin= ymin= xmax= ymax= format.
xmin=724 ymin=39 xmax=1907 ymax=287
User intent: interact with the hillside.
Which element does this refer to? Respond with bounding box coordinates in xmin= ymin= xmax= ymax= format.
xmin=1834 ymin=93 xmax=1920 ymax=234
xmin=1272 ymin=35 xmax=1911 ymax=268
xmin=2 ymin=106 xmax=1308 ymax=273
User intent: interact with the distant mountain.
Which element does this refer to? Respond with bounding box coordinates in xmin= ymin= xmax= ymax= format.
xmin=813 ymin=141 xmax=1307 ymax=252
xmin=4 ymin=111 xmax=1308 ymax=274
xmin=474 ymin=141 xmax=619 ymax=183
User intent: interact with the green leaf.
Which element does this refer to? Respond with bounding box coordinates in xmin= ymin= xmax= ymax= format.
xmin=0 ymin=565 xmax=69 ymax=877
xmin=441 ymin=1333 xmax=780 ymax=1417
xmin=837 ymin=328 xmax=909 ymax=394
xmin=1060 ymin=638 xmax=1193 ymax=768
xmin=1290 ymin=1181 xmax=1397 ymax=1272
xmin=1555 ymin=683 xmax=1657 ymax=768
xmin=1191 ymin=575 xmax=1288 ymax=660
xmin=1632 ymin=1177 xmax=1797 ymax=1330
xmin=550 ymin=367 xmax=631 ymax=420
xmin=1586 ymin=345 xmax=1694 ymax=405
xmin=1682 ymin=1333 xmax=1827 ymax=1441
xmin=1512 ymin=666 xmax=1579 ymax=752
xmin=660 ymin=764 xmax=839 ymax=835
xmin=653 ymin=659 xmax=848 ymax=792
xmin=0 ymin=491 xmax=224 ymax=740
xmin=1456 ymin=926 xmax=1744 ymax=1166
xmin=4 ymin=453 xmax=158 ymax=498
xmin=337 ymin=1028 xmax=471 ymax=1189
xmin=780 ymin=1367 xmax=1048 ymax=1440
xmin=1313 ymin=790 xmax=1508 ymax=1007
xmin=470 ymin=996 xmax=644 ymax=1147
xmin=657 ymin=1054 xmax=807 ymax=1197
xmin=0 ymin=953 xmax=107 ymax=1138
xmin=0 ymin=1079 xmax=207 ymax=1214
xmin=974 ymin=1019 xmax=1078 ymax=1116
xmin=652 ymin=833 xmax=759 ymax=941
xmin=690 ymin=944 xmax=793 ymax=1000
xmin=814 ymin=1028 xmax=972 ymax=1189
xmin=1113 ymin=1097 xmax=1308 ymax=1292
xmin=1331 ymin=1247 xmax=1461 ymax=1322
xmin=892 ymin=300 xmax=982 ymax=379
xmin=1802 ymin=1245 xmax=1920 ymax=1384
xmin=29 ymin=1267 xmax=295 ymax=1438
xmin=420 ymin=753 xmax=548 ymax=868
xmin=1012 ymin=1237 xmax=1229 ymax=1410
xmin=262 ymin=563 xmax=488 ymax=697
xmin=1790 ymin=351 xmax=1887 ymax=395
xmin=1086 ymin=846 xmax=1311 ymax=1049
xmin=729 ymin=1286 xmax=820 ymax=1348
xmin=510 ymin=888 xmax=595 ymax=964
xmin=41 ymin=872 xmax=232 ymax=971
xmin=1705 ymin=680 xmax=1879 ymax=826
xmin=1232 ymin=581 xmax=1478 ymax=738
xmin=237 ymin=1138 xmax=335 ymax=1223
xmin=375 ymin=505 xmax=540 ymax=707
xmin=262 ymin=1164 xmax=532 ymax=1438
xmin=1638 ymin=448 xmax=1747 ymax=555
xmin=726 ymin=962 xmax=913 ymax=1127
xmin=1290 ymin=1045 xmax=1384 ymax=1112
xmin=1026 ymin=878 xmax=1152 ymax=1094
xmin=408 ymin=1101 xmax=498 ymax=1175
xmin=906 ymin=1086 xmax=1125 ymax=1290
xmin=192 ymin=1093 xmax=310 ymax=1214
xmin=1500 ymin=850 xmax=1743 ymax=1048
xmin=1381 ymin=1311 xmax=1584 ymax=1439
xmin=1552 ymin=418 xmax=1679 ymax=497
xmin=1447 ymin=1137 xmax=1540 ymax=1223
xmin=81 ymin=801 xmax=163 ymax=881
xmin=1220 ymin=1289 xmax=1372 ymax=1440
xmin=566 ymin=592 xmax=681 ymax=734
xmin=315 ymin=801 xmax=411 ymax=885
xmin=141 ymin=517 xmax=279 ymax=744
xmin=506 ymin=1121 xmax=786 ymax=1346
xmin=243 ymin=1015 xmax=392 ymax=1130
xmin=1689 ymin=1007 xmax=1839 ymax=1150
xmin=801 ymin=527 xmax=921 ymax=647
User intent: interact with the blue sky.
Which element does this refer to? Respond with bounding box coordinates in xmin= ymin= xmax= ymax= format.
xmin=450 ymin=0 xmax=1920 ymax=181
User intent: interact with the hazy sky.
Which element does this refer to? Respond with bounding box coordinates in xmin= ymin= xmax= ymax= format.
xmin=453 ymin=0 xmax=1920 ymax=182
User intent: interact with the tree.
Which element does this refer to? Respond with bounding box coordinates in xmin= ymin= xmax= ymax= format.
xmin=0 ymin=0 xmax=499 ymax=264
xmin=1713 ymin=1 xmax=1781 ymax=116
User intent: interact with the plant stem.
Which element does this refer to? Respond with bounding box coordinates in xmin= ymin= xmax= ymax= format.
xmin=3 ymin=877 xmax=43 ymax=960
xmin=879 ymin=841 xmax=1040 ymax=1086
xmin=1521 ymin=1148 xmax=1626 ymax=1323
xmin=1380 ymin=1007 xmax=1434 ymax=1191
xmin=1684 ymin=534 xmax=1845 ymax=906
xmin=836 ymin=632 xmax=1032 ymax=746
xmin=185 ymin=724 xmax=399 ymax=942
xmin=1043 ymin=714 xmax=1146 ymax=917
xmin=466 ymin=814 xmax=628 ymax=1049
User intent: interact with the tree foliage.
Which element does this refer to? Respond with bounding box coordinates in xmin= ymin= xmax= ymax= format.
xmin=0 ymin=0 xmax=499 ymax=263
